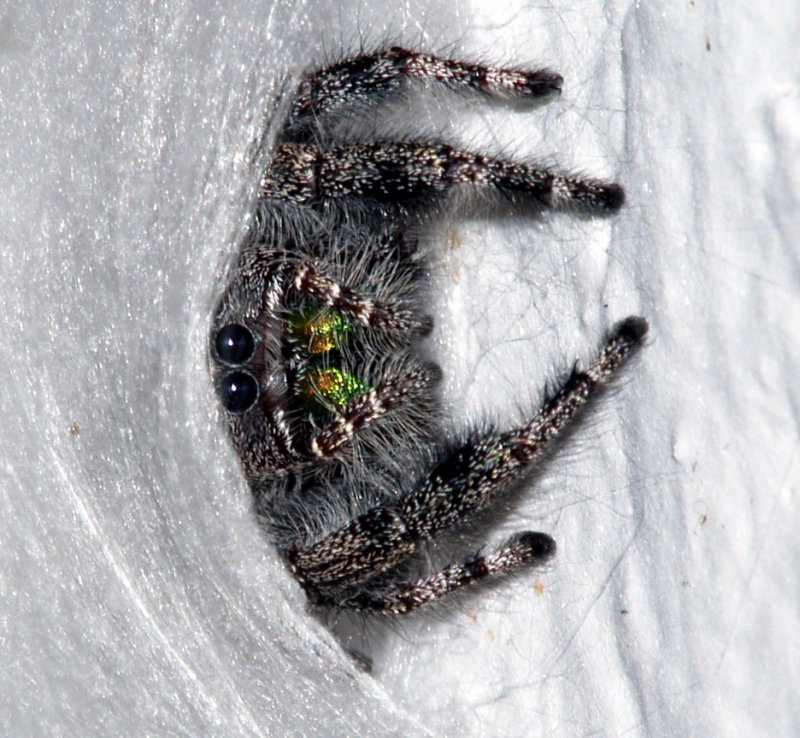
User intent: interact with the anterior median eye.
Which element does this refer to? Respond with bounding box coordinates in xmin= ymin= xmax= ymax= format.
xmin=218 ymin=371 xmax=258 ymax=413
xmin=215 ymin=323 xmax=255 ymax=365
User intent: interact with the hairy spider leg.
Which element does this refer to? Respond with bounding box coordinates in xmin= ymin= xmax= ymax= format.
xmin=288 ymin=317 xmax=647 ymax=611
xmin=290 ymin=46 xmax=563 ymax=123
xmin=262 ymin=142 xmax=625 ymax=213
xmin=343 ymin=532 xmax=555 ymax=614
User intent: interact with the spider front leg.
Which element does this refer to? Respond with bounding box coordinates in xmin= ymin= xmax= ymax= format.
xmin=290 ymin=47 xmax=563 ymax=125
xmin=400 ymin=317 xmax=647 ymax=537
xmin=263 ymin=142 xmax=624 ymax=213
xmin=289 ymin=317 xmax=647 ymax=612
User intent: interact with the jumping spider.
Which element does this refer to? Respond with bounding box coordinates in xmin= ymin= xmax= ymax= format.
xmin=211 ymin=48 xmax=646 ymax=614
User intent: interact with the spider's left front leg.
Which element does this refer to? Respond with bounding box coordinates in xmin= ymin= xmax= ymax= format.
xmin=290 ymin=317 xmax=647 ymax=612
xmin=289 ymin=47 xmax=563 ymax=125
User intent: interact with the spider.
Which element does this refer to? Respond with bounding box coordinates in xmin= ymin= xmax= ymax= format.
xmin=211 ymin=48 xmax=646 ymax=615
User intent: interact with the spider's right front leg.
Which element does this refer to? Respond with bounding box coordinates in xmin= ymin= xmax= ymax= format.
xmin=289 ymin=318 xmax=647 ymax=613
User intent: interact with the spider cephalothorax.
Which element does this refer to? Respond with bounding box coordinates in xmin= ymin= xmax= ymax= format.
xmin=211 ymin=48 xmax=646 ymax=614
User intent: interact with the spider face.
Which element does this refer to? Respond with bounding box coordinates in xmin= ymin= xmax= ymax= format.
xmin=211 ymin=48 xmax=646 ymax=614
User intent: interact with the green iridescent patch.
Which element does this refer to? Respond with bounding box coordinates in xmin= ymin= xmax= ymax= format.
xmin=288 ymin=308 xmax=352 ymax=354
xmin=298 ymin=367 xmax=366 ymax=412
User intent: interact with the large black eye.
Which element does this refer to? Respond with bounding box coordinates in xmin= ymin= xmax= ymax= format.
xmin=218 ymin=371 xmax=258 ymax=413
xmin=215 ymin=323 xmax=255 ymax=365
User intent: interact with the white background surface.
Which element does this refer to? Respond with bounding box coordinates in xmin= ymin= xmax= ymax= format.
xmin=1 ymin=1 xmax=798 ymax=736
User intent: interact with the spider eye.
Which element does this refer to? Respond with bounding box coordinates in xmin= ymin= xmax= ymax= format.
xmin=218 ymin=371 xmax=258 ymax=413
xmin=215 ymin=323 xmax=255 ymax=364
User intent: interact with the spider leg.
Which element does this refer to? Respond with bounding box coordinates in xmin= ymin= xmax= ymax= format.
xmin=401 ymin=317 xmax=647 ymax=538
xmin=292 ymin=261 xmax=432 ymax=338
xmin=263 ymin=142 xmax=624 ymax=213
xmin=340 ymin=532 xmax=555 ymax=614
xmin=289 ymin=317 xmax=647 ymax=608
xmin=290 ymin=47 xmax=562 ymax=124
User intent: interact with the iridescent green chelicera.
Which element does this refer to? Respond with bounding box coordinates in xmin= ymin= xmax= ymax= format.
xmin=289 ymin=306 xmax=367 ymax=414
